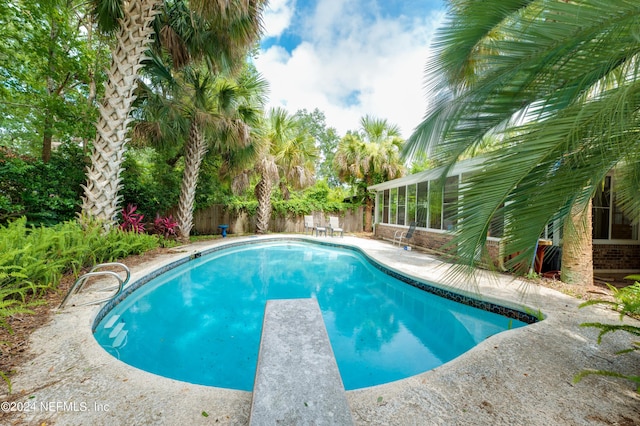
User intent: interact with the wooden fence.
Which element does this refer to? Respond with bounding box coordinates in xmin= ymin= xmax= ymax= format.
xmin=180 ymin=205 xmax=364 ymax=236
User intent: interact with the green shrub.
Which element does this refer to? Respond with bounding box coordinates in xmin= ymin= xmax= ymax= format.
xmin=120 ymin=151 xmax=181 ymax=219
xmin=0 ymin=143 xmax=85 ymax=226
xmin=227 ymin=199 xmax=258 ymax=216
xmin=576 ymin=277 xmax=640 ymax=391
xmin=0 ymin=217 xmax=162 ymax=331
xmin=0 ymin=217 xmax=165 ymax=391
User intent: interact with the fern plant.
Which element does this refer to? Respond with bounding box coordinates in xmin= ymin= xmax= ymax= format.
xmin=0 ymin=217 xmax=164 ymax=393
xmin=576 ymin=276 xmax=640 ymax=391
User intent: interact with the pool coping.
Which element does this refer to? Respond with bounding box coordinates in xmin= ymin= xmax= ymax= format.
xmin=3 ymin=235 xmax=640 ymax=425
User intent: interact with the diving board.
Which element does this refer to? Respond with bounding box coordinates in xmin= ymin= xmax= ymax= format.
xmin=250 ymin=298 xmax=354 ymax=425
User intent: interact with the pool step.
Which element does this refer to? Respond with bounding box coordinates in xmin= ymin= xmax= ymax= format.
xmin=250 ymin=298 xmax=354 ymax=425
xmin=103 ymin=314 xmax=120 ymax=329
xmin=103 ymin=318 xmax=128 ymax=348
xmin=108 ymin=321 xmax=125 ymax=339
xmin=112 ymin=330 xmax=128 ymax=348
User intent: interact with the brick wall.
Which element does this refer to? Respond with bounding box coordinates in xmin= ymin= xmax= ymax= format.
xmin=376 ymin=224 xmax=640 ymax=272
xmin=375 ymin=224 xmax=455 ymax=255
xmin=593 ymin=244 xmax=640 ymax=270
xmin=375 ymin=224 xmax=505 ymax=266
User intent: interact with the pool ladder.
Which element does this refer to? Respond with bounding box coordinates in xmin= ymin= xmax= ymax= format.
xmin=58 ymin=262 xmax=130 ymax=309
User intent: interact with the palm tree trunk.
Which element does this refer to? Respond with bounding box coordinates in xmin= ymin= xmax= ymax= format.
xmin=255 ymin=172 xmax=272 ymax=234
xmin=561 ymin=200 xmax=594 ymax=285
xmin=81 ymin=0 xmax=161 ymax=225
xmin=364 ymin=195 xmax=374 ymax=232
xmin=85 ymin=16 xmax=97 ymax=154
xmin=177 ymin=122 xmax=207 ymax=243
xmin=280 ymin=181 xmax=290 ymax=200
xmin=363 ymin=177 xmax=374 ymax=232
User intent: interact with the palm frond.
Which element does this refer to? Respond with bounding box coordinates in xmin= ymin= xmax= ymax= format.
xmin=404 ymin=0 xmax=640 ymax=272
xmin=91 ymin=0 xmax=124 ymax=34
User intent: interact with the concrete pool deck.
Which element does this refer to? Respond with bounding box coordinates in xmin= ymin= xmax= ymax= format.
xmin=2 ymin=235 xmax=639 ymax=425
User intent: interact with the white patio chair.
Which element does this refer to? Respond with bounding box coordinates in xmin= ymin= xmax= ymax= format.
xmin=329 ymin=216 xmax=344 ymax=237
xmin=304 ymin=215 xmax=316 ymax=235
xmin=393 ymin=222 xmax=417 ymax=246
xmin=315 ymin=220 xmax=328 ymax=237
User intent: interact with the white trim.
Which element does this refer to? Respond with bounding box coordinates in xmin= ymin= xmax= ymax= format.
xmin=382 ymin=223 xmax=411 ymax=229
xmin=368 ymin=157 xmax=486 ymax=191
xmin=418 ymin=227 xmax=450 ymax=235
xmin=377 ymin=222 xmax=452 ymax=235
xmin=593 ymin=240 xmax=640 ymax=245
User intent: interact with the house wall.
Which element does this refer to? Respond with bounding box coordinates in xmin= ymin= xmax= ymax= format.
xmin=377 ymin=224 xmax=640 ymax=273
xmin=375 ymin=224 xmax=454 ymax=255
xmin=593 ymin=244 xmax=640 ymax=272
xmin=375 ymin=224 xmax=504 ymax=268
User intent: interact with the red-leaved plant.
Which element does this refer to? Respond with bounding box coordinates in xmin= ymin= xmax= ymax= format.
xmin=153 ymin=214 xmax=178 ymax=239
xmin=119 ymin=204 xmax=145 ymax=233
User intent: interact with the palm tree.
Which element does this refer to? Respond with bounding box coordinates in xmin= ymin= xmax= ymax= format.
xmin=253 ymin=107 xmax=317 ymax=234
xmin=132 ymin=51 xmax=268 ymax=241
xmin=404 ymin=0 xmax=640 ymax=283
xmin=81 ymin=0 xmax=266 ymax=225
xmin=175 ymin=67 xmax=267 ymax=242
xmin=334 ymin=115 xmax=405 ymax=232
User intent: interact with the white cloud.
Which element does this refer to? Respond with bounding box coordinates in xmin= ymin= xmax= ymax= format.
xmin=255 ymin=2 xmax=446 ymax=139
xmin=262 ymin=0 xmax=296 ymax=38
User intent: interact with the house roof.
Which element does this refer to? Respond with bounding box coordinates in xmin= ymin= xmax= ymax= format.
xmin=367 ymin=157 xmax=486 ymax=191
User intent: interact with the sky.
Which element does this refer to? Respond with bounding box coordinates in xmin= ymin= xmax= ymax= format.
xmin=253 ymin=0 xmax=447 ymax=139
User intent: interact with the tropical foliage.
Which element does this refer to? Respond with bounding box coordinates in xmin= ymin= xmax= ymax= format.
xmin=334 ymin=115 xmax=405 ymax=232
xmin=577 ymin=275 xmax=640 ymax=391
xmin=253 ymin=107 xmax=317 ymax=234
xmin=133 ymin=49 xmax=268 ymax=240
xmin=175 ymin=67 xmax=268 ymax=241
xmin=404 ymin=0 xmax=640 ymax=277
xmin=0 ymin=143 xmax=86 ymax=226
xmin=119 ymin=149 xmax=182 ymax=220
xmin=119 ymin=204 xmax=146 ymax=233
xmin=0 ymin=217 xmax=161 ymax=331
xmin=81 ymin=0 xmax=267 ymax=225
xmin=0 ymin=0 xmax=401 ymax=238
xmin=227 ymin=180 xmax=352 ymax=218
xmin=152 ymin=214 xmax=178 ymax=239
xmin=0 ymin=215 xmax=165 ymax=388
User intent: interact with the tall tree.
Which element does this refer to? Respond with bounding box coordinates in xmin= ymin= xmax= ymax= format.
xmin=81 ymin=0 xmax=266 ymax=225
xmin=254 ymin=107 xmax=317 ymax=234
xmin=295 ymin=108 xmax=341 ymax=186
xmin=0 ymin=0 xmax=108 ymax=160
xmin=334 ymin=115 xmax=405 ymax=232
xmin=132 ymin=52 xmax=268 ymax=241
xmin=175 ymin=67 xmax=267 ymax=241
xmin=404 ymin=0 xmax=640 ymax=283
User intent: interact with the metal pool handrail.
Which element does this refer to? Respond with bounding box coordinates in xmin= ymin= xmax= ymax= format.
xmin=59 ymin=262 xmax=130 ymax=309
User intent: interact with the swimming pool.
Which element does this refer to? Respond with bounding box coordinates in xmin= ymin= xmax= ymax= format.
xmin=93 ymin=238 xmax=537 ymax=390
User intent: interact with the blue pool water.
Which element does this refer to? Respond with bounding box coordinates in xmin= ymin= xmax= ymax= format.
xmin=94 ymin=240 xmax=528 ymax=390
